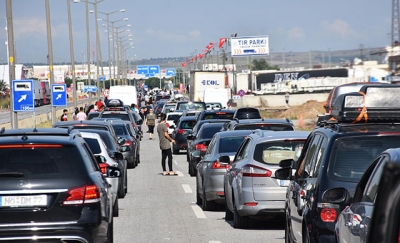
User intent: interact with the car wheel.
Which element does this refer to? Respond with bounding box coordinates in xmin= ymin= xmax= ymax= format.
xmin=137 ymin=153 xmax=140 ymax=164
xmin=113 ymin=198 xmax=119 ymax=217
xmin=233 ymin=200 xmax=249 ymax=229
xmin=202 ymin=186 xmax=216 ymax=211
xmin=196 ymin=183 xmax=202 ymax=205
xmin=224 ymin=201 xmax=233 ymax=220
xmin=124 ymin=172 xmax=128 ymax=194
xmin=118 ymin=178 xmax=125 ymax=199
xmin=106 ymin=220 xmax=114 ymax=243
xmin=173 ymin=148 xmax=179 ymax=154
xmin=127 ymin=159 xmax=135 ymax=169
xmin=285 ymin=216 xmax=291 ymax=243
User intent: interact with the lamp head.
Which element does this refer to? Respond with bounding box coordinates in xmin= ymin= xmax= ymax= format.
xmin=73 ymin=0 xmax=80 ymax=3
xmin=123 ymin=18 xmax=129 ymax=21
xmin=120 ymin=9 xmax=125 ymax=12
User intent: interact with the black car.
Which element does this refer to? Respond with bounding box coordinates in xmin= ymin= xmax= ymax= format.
xmin=0 ymin=128 xmax=120 ymax=242
xmin=87 ymin=111 xmax=101 ymax=120
xmin=233 ymin=107 xmax=262 ymax=119
xmin=222 ymin=118 xmax=295 ymax=131
xmin=196 ymin=109 xmax=235 ymax=121
xmin=171 ymin=116 xmax=197 ymax=154
xmin=275 ymin=85 xmax=400 ymax=243
xmin=111 ymin=120 xmax=141 ymax=169
xmin=186 ymin=123 xmax=226 ymax=177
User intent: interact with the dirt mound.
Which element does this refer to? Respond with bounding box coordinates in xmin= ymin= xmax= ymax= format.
xmin=262 ymin=100 xmax=325 ymax=120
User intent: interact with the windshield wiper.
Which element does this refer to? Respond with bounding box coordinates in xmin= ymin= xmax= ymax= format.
xmin=0 ymin=172 xmax=24 ymax=177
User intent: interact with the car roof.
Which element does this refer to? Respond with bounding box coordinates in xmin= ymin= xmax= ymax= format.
xmin=234 ymin=118 xmax=293 ymax=124
xmin=53 ymin=120 xmax=113 ymax=126
xmin=199 ymin=109 xmax=235 ymax=114
xmin=0 ymin=128 xmax=81 ymax=144
xmin=179 ymin=116 xmax=198 ymax=121
xmin=254 ymin=130 xmax=310 ymax=141
xmin=215 ymin=130 xmax=254 ymax=138
xmin=79 ymin=131 xmax=103 ymax=139
xmin=167 ymin=112 xmax=183 ymax=116
xmin=200 ymin=123 xmax=226 ymax=129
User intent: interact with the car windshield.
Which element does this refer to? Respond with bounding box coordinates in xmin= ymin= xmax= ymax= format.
xmin=328 ymin=136 xmax=400 ymax=182
xmin=254 ymin=140 xmax=305 ymax=165
xmin=101 ymin=113 xmax=130 ymax=121
xmin=177 ymin=102 xmax=205 ymax=111
xmin=83 ymin=138 xmax=102 ymax=154
xmin=0 ymin=146 xmax=87 ymax=179
xmin=199 ymin=125 xmax=224 ymax=139
xmin=219 ymin=136 xmax=246 ymax=153
xmin=234 ymin=124 xmax=294 ymax=131
xmin=180 ymin=120 xmax=197 ymax=129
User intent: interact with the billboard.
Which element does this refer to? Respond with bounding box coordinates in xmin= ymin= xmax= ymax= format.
xmin=231 ymin=36 xmax=269 ymax=57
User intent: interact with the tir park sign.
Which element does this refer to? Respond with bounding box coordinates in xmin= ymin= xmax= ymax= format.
xmin=231 ymin=35 xmax=269 ymax=57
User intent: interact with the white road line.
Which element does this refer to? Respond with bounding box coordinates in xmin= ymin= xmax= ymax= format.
xmin=181 ymin=184 xmax=192 ymax=193
xmin=191 ymin=205 xmax=206 ymax=219
xmin=174 ymin=160 xmax=178 ymax=165
xmin=175 ymin=171 xmax=184 ymax=177
xmin=209 ymin=241 xmax=221 ymax=243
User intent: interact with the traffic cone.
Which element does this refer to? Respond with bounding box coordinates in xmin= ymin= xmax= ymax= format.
xmin=299 ymin=114 xmax=304 ymax=127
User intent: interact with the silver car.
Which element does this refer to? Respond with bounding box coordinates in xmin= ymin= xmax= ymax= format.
xmin=224 ymin=130 xmax=309 ymax=229
xmin=195 ymin=130 xmax=253 ymax=211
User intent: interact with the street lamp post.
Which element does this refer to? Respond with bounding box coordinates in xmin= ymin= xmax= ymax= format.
xmin=45 ymin=0 xmax=56 ymax=124
xmin=67 ymin=0 xmax=77 ymax=108
xmin=113 ymin=26 xmax=130 ymax=85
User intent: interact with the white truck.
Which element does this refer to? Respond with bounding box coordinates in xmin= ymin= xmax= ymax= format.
xmin=203 ymin=88 xmax=231 ymax=109
xmin=33 ymin=80 xmax=51 ymax=107
xmin=189 ymin=71 xmax=226 ymax=102
xmin=108 ymin=85 xmax=138 ymax=106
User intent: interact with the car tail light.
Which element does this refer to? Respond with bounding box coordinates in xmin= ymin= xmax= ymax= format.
xmin=98 ymin=162 xmax=109 ymax=174
xmin=212 ymin=161 xmax=229 ymax=169
xmin=177 ymin=129 xmax=185 ymax=134
xmin=124 ymin=140 xmax=132 ymax=147
xmin=131 ymin=123 xmax=136 ymax=128
xmin=244 ymin=202 xmax=258 ymax=206
xmin=0 ymin=144 xmax=63 ymax=149
xmin=195 ymin=144 xmax=207 ymax=152
xmin=166 ymin=123 xmax=170 ymax=128
xmin=63 ymin=184 xmax=100 ymax=205
xmin=241 ymin=164 xmax=272 ymax=177
xmin=320 ymin=208 xmax=337 ymax=222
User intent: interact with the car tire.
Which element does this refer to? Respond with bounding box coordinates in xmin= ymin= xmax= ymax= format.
xmin=124 ymin=173 xmax=128 ymax=194
xmin=107 ymin=220 xmax=114 ymax=243
xmin=196 ymin=184 xmax=202 ymax=205
xmin=137 ymin=153 xmax=140 ymax=164
xmin=225 ymin=202 xmax=233 ymax=220
xmin=285 ymin=216 xmax=291 ymax=243
xmin=202 ymin=186 xmax=216 ymax=211
xmin=113 ymin=198 xmax=119 ymax=217
xmin=173 ymin=148 xmax=179 ymax=154
xmin=118 ymin=179 xmax=125 ymax=199
xmin=233 ymin=201 xmax=249 ymax=229
xmin=303 ymin=225 xmax=311 ymax=243
xmin=127 ymin=160 xmax=135 ymax=169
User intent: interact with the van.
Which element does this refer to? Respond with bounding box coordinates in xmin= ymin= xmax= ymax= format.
xmin=203 ymin=88 xmax=231 ymax=109
xmin=108 ymin=85 xmax=138 ymax=106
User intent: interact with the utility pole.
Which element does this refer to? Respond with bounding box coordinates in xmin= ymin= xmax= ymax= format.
xmin=6 ymin=0 xmax=17 ymax=128
xmin=45 ymin=0 xmax=56 ymax=124
xmin=67 ymin=0 xmax=77 ymax=108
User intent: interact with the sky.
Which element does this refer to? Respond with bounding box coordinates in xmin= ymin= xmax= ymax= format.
xmin=0 ymin=0 xmax=393 ymax=64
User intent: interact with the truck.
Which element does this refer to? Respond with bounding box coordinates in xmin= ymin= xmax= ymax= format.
xmin=203 ymin=88 xmax=231 ymax=109
xmin=108 ymin=85 xmax=138 ymax=106
xmin=188 ymin=71 xmax=227 ymax=102
xmin=33 ymin=80 xmax=51 ymax=107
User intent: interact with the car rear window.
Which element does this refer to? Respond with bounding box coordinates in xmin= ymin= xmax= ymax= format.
xmin=203 ymin=112 xmax=234 ymax=120
xmin=101 ymin=113 xmax=130 ymax=121
xmin=72 ymin=125 xmax=108 ymax=131
xmin=180 ymin=120 xmax=197 ymax=129
xmin=83 ymin=138 xmax=101 ymax=154
xmin=328 ymin=136 xmax=400 ymax=182
xmin=167 ymin=114 xmax=182 ymax=121
xmin=253 ymin=140 xmax=305 ymax=165
xmin=0 ymin=145 xmax=87 ymax=179
xmin=219 ymin=136 xmax=246 ymax=153
xmin=87 ymin=113 xmax=100 ymax=120
xmin=199 ymin=125 xmax=224 ymax=139
xmin=177 ymin=102 xmax=206 ymax=111
xmin=112 ymin=124 xmax=129 ymax=136
xmin=234 ymin=124 xmax=294 ymax=131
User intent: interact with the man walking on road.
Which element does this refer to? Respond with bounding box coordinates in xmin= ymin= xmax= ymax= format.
xmin=157 ymin=113 xmax=176 ymax=176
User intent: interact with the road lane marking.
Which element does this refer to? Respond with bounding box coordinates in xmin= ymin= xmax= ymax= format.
xmin=174 ymin=160 xmax=178 ymax=165
xmin=181 ymin=184 xmax=192 ymax=193
xmin=176 ymin=171 xmax=184 ymax=177
xmin=209 ymin=241 xmax=221 ymax=243
xmin=191 ymin=205 xmax=206 ymax=218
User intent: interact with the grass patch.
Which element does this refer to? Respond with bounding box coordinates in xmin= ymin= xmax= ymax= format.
xmin=35 ymin=120 xmax=53 ymax=128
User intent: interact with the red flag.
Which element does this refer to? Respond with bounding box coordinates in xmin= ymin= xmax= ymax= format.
xmin=181 ymin=62 xmax=186 ymax=67
xmin=219 ymin=38 xmax=227 ymax=48
xmin=203 ymin=50 xmax=208 ymax=53
xmin=199 ymin=53 xmax=204 ymax=59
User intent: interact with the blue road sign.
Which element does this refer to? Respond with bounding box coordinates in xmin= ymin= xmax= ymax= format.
xmin=84 ymin=85 xmax=98 ymax=93
xmin=99 ymin=75 xmax=106 ymax=81
xmin=12 ymin=80 xmax=34 ymax=112
xmin=166 ymin=68 xmax=176 ymax=77
xmin=145 ymin=73 xmax=154 ymax=77
xmin=148 ymin=65 xmax=160 ymax=75
xmin=137 ymin=65 xmax=149 ymax=75
xmin=52 ymin=84 xmax=67 ymax=106
xmin=238 ymin=89 xmax=246 ymax=97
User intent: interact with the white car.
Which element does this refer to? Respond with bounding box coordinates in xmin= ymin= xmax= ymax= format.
xmin=80 ymin=132 xmax=120 ymax=216
xmin=166 ymin=111 xmax=183 ymax=135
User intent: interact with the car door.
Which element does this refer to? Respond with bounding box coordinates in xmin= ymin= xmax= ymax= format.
xmin=197 ymin=138 xmax=216 ymax=194
xmin=290 ymin=133 xmax=324 ymax=242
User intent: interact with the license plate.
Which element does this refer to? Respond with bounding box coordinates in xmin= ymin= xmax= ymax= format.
xmin=279 ymin=180 xmax=290 ymax=187
xmin=0 ymin=195 xmax=47 ymax=207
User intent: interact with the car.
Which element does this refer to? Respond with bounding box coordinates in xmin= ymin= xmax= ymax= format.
xmin=155 ymin=93 xmax=171 ymax=102
xmin=161 ymin=102 xmax=177 ymax=116
xmin=0 ymin=128 xmax=120 ymax=242
xmin=171 ymin=116 xmax=197 ymax=154
xmin=330 ymin=147 xmax=400 ymax=243
xmin=195 ymin=130 xmax=253 ymax=211
xmin=224 ymin=130 xmax=309 ymax=229
xmin=186 ymin=123 xmax=226 ymax=177
xmin=206 ymin=102 xmax=223 ymax=110
xmin=233 ymin=107 xmax=262 ymax=119
xmin=173 ymin=101 xmax=206 ymax=112
xmin=87 ymin=111 xmax=101 ymax=120
xmin=110 ymin=120 xmax=141 ymax=169
xmin=154 ymin=101 xmax=166 ymax=117
xmin=182 ymin=110 xmax=201 ymax=118
xmin=53 ymin=120 xmax=118 ymax=142
xmin=196 ymin=109 xmax=235 ymax=121
xmin=165 ymin=111 xmax=183 ymax=135
xmin=222 ymin=118 xmax=295 ymax=131
xmin=274 ymin=84 xmax=400 ymax=243
xmin=80 ymin=131 xmax=121 ymax=217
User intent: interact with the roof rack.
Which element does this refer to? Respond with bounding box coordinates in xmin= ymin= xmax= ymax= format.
xmin=330 ymin=85 xmax=400 ymax=123
xmin=0 ymin=128 xmax=80 ymax=137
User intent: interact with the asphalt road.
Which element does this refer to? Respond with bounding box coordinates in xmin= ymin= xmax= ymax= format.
xmin=114 ymin=125 xmax=286 ymax=243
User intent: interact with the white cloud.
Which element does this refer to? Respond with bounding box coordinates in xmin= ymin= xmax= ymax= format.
xmin=319 ymin=19 xmax=358 ymax=39
xmin=145 ymin=29 xmax=187 ymax=42
xmin=13 ymin=17 xmax=47 ymax=39
xmin=288 ymin=27 xmax=305 ymax=40
xmin=189 ymin=30 xmax=200 ymax=37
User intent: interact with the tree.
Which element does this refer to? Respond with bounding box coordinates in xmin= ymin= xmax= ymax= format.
xmin=0 ymin=80 xmax=9 ymax=91
xmin=251 ymin=58 xmax=279 ymax=71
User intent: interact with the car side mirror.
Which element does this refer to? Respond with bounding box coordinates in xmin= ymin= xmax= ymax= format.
xmin=279 ymin=159 xmax=295 ymax=168
xmin=219 ymin=155 xmax=231 ymax=163
xmin=322 ymin=188 xmax=352 ymax=204
xmin=117 ymin=137 xmax=126 ymax=146
xmin=274 ymin=167 xmax=293 ymax=180
xmin=191 ymin=150 xmax=201 ymax=158
xmin=106 ymin=166 xmax=121 ymax=178
xmin=113 ymin=151 xmax=124 ymax=161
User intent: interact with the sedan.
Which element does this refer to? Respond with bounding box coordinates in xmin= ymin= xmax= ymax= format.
xmin=111 ymin=120 xmax=141 ymax=168
xmin=195 ymin=130 xmax=253 ymax=211
xmin=224 ymin=131 xmax=309 ymax=229
xmin=171 ymin=116 xmax=197 ymax=154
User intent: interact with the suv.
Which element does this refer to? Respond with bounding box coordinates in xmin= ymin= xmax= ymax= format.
xmin=196 ymin=109 xmax=235 ymax=121
xmin=0 ymin=128 xmax=120 ymax=242
xmin=275 ymin=85 xmax=400 ymax=243
xmin=222 ymin=118 xmax=295 ymax=131
xmin=233 ymin=107 xmax=262 ymax=119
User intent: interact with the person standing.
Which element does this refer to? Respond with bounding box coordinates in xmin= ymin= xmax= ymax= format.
xmin=72 ymin=107 xmax=79 ymax=120
xmin=60 ymin=109 xmax=68 ymax=121
xmin=285 ymin=91 xmax=290 ymax=108
xmin=146 ymin=108 xmax=156 ymax=139
xmin=157 ymin=113 xmax=176 ymax=176
xmin=76 ymin=107 xmax=87 ymax=121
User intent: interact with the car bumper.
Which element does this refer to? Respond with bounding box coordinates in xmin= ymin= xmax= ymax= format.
xmin=204 ymin=172 xmax=226 ymax=202
xmin=237 ymin=200 xmax=286 ymax=217
xmin=0 ymin=221 xmax=108 ymax=243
